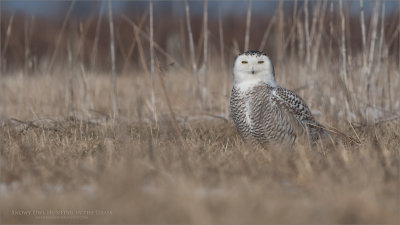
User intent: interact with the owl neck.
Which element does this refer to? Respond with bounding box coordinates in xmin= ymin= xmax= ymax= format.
xmin=234 ymin=72 xmax=278 ymax=91
xmin=262 ymin=74 xmax=278 ymax=87
xmin=235 ymin=79 xmax=278 ymax=92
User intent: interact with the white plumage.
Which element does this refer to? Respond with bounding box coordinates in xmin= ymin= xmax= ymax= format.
xmin=230 ymin=50 xmax=326 ymax=148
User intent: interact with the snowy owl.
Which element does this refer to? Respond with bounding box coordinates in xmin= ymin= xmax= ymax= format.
xmin=230 ymin=50 xmax=326 ymax=148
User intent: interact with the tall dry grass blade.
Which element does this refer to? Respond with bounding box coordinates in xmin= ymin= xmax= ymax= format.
xmin=366 ymin=0 xmax=380 ymax=101
xmin=28 ymin=15 xmax=35 ymax=72
xmin=218 ymin=8 xmax=225 ymax=72
xmin=375 ymin=0 xmax=385 ymax=80
xmin=339 ymin=0 xmax=348 ymax=86
xmin=0 ymin=2 xmax=2 ymax=112
xmin=289 ymin=0 xmax=298 ymax=59
xmin=184 ymin=0 xmax=197 ymax=73
xmin=77 ymin=22 xmax=90 ymax=65
xmin=344 ymin=1 xmax=353 ymax=59
xmin=284 ymin=0 xmax=299 ymax=57
xmin=360 ymin=0 xmax=367 ymax=74
xmin=201 ymin=0 xmax=208 ymax=105
xmin=24 ymin=12 xmax=30 ymax=75
xmin=121 ymin=12 xmax=148 ymax=76
xmin=309 ymin=0 xmax=322 ymax=44
xmin=386 ymin=23 xmax=399 ymax=47
xmin=304 ymin=0 xmax=310 ymax=66
xmin=47 ymin=0 xmax=76 ymax=74
xmin=328 ymin=0 xmax=334 ymax=62
xmin=1 ymin=13 xmax=14 ymax=70
xmin=296 ymin=21 xmax=304 ymax=60
xmin=108 ymin=0 xmax=119 ymax=118
xmin=149 ymin=0 xmax=157 ymax=124
xmin=202 ymin=0 xmax=208 ymax=70
xmin=79 ymin=64 xmax=93 ymax=113
xmin=258 ymin=14 xmax=276 ymax=51
xmin=68 ymin=79 xmax=74 ymax=116
xmin=91 ymin=1 xmax=105 ymax=71
xmin=154 ymin=59 xmax=188 ymax=150
xmin=311 ymin=0 xmax=327 ymax=71
xmin=134 ymin=25 xmax=149 ymax=74
xmin=339 ymin=0 xmax=356 ymax=120
xmin=218 ymin=8 xmax=229 ymax=117
xmin=276 ymin=0 xmax=284 ymax=74
xmin=184 ymin=0 xmax=201 ymax=107
xmin=386 ymin=54 xmax=392 ymax=112
xmin=195 ymin=28 xmax=204 ymax=66
xmin=244 ymin=0 xmax=253 ymax=51
xmin=232 ymin=39 xmax=240 ymax=55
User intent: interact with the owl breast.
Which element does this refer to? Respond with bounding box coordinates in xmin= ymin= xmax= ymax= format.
xmin=230 ymin=83 xmax=297 ymax=147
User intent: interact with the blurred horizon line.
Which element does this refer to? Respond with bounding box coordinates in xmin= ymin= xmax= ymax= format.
xmin=2 ymin=0 xmax=399 ymax=19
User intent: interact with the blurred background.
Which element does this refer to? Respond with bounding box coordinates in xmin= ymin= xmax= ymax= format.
xmin=1 ymin=0 xmax=400 ymax=74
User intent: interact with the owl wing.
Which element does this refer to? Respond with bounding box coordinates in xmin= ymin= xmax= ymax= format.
xmin=271 ymin=87 xmax=314 ymax=122
xmin=271 ymin=87 xmax=325 ymax=139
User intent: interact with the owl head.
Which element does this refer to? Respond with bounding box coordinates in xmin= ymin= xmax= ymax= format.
xmin=233 ymin=50 xmax=277 ymax=88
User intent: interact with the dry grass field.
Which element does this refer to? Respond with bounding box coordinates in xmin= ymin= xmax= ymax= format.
xmin=1 ymin=1 xmax=400 ymax=224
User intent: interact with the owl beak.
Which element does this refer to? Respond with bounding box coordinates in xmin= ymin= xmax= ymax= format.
xmin=251 ymin=67 xmax=255 ymax=74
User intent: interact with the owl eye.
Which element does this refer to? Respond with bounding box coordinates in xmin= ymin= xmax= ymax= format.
xmin=241 ymin=61 xmax=248 ymax=64
xmin=258 ymin=61 xmax=264 ymax=64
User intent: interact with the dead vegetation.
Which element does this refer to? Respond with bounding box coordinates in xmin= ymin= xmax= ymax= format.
xmin=1 ymin=0 xmax=400 ymax=224
xmin=1 ymin=70 xmax=399 ymax=224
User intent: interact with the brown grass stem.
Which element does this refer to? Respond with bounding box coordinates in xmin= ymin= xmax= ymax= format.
xmin=47 ymin=0 xmax=76 ymax=74
xmin=201 ymin=0 xmax=209 ymax=104
xmin=339 ymin=0 xmax=348 ymax=87
xmin=244 ymin=0 xmax=253 ymax=51
xmin=360 ymin=0 xmax=367 ymax=74
xmin=259 ymin=14 xmax=276 ymax=51
xmin=149 ymin=0 xmax=157 ymax=124
xmin=304 ymin=0 xmax=310 ymax=66
xmin=90 ymin=1 xmax=106 ymax=71
xmin=134 ymin=24 xmax=149 ymax=75
xmin=311 ymin=0 xmax=327 ymax=72
xmin=108 ymin=0 xmax=119 ymax=118
xmin=375 ymin=0 xmax=386 ymax=80
xmin=121 ymin=13 xmax=148 ymax=76
xmin=366 ymin=0 xmax=380 ymax=101
xmin=184 ymin=0 xmax=201 ymax=107
xmin=155 ymin=60 xmax=188 ymax=150
xmin=276 ymin=0 xmax=284 ymax=73
xmin=1 ymin=14 xmax=14 ymax=66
